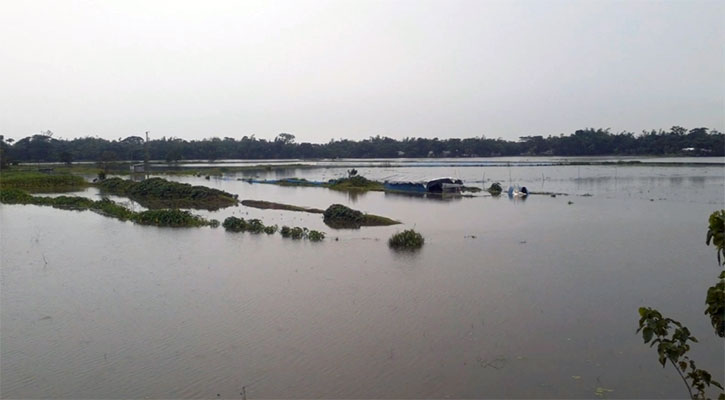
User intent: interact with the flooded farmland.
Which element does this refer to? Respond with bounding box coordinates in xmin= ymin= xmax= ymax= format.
xmin=1 ymin=157 xmax=724 ymax=398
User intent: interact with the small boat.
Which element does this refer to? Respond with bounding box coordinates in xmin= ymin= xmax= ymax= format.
xmin=507 ymin=185 xmax=529 ymax=198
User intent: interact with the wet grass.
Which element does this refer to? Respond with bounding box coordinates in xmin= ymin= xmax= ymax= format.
xmin=241 ymin=199 xmax=324 ymax=213
xmin=97 ymin=177 xmax=238 ymax=210
xmin=0 ymin=188 xmax=216 ymax=227
xmin=322 ymin=204 xmax=399 ymax=229
xmin=0 ymin=171 xmax=88 ymax=192
xmin=388 ymin=229 xmax=425 ymax=249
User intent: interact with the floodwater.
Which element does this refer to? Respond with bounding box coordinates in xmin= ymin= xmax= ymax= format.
xmin=1 ymin=158 xmax=724 ymax=398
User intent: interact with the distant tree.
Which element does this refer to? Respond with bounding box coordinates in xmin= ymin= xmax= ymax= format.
xmin=99 ymin=150 xmax=118 ymax=172
xmin=59 ymin=151 xmax=73 ymax=165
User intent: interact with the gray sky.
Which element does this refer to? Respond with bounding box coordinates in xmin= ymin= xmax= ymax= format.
xmin=1 ymin=0 xmax=723 ymax=143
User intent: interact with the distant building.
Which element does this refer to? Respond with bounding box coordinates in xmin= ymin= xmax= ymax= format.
xmin=130 ymin=164 xmax=145 ymax=173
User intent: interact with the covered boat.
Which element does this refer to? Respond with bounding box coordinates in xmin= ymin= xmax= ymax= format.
xmin=426 ymin=178 xmax=463 ymax=193
xmin=383 ymin=181 xmax=428 ymax=193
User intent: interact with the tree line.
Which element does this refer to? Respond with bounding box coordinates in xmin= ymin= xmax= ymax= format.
xmin=1 ymin=127 xmax=722 ymax=166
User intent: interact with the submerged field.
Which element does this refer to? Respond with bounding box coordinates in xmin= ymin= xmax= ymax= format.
xmin=1 ymin=157 xmax=724 ymax=398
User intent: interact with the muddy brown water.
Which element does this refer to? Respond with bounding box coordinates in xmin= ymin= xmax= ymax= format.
xmin=1 ymin=159 xmax=724 ymax=398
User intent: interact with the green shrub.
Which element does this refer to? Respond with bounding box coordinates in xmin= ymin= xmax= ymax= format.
xmin=247 ymin=219 xmax=265 ymax=233
xmin=0 ymin=188 xmax=34 ymax=204
xmin=388 ymin=229 xmax=425 ymax=249
xmin=222 ymin=216 xmax=248 ymax=232
xmin=323 ymin=204 xmax=364 ymax=228
xmin=133 ymin=209 xmax=207 ymax=227
xmin=307 ymin=230 xmax=325 ymax=241
xmin=487 ymin=182 xmax=503 ymax=196
xmin=263 ymin=224 xmax=278 ymax=234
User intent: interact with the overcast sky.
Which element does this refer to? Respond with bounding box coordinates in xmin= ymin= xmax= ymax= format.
xmin=1 ymin=0 xmax=722 ymax=143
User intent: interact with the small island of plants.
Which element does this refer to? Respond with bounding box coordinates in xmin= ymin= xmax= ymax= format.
xmin=0 ymin=188 xmax=216 ymax=227
xmin=322 ymin=204 xmax=399 ymax=229
xmin=388 ymin=229 xmax=425 ymax=250
xmin=97 ymin=177 xmax=238 ymax=210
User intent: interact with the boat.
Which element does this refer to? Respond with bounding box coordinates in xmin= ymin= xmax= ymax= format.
xmin=384 ymin=178 xmax=463 ymax=194
xmin=426 ymin=178 xmax=463 ymax=193
xmin=383 ymin=181 xmax=428 ymax=193
xmin=507 ymin=185 xmax=529 ymax=198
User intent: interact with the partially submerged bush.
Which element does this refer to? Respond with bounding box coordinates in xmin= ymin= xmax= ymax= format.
xmin=263 ymin=224 xmax=278 ymax=234
xmin=133 ymin=209 xmax=209 ymax=227
xmin=280 ymin=226 xmax=306 ymax=239
xmin=388 ymin=229 xmax=425 ymax=250
xmin=487 ymin=182 xmax=503 ymax=196
xmin=222 ymin=216 xmax=248 ymax=232
xmin=323 ymin=204 xmax=399 ymax=229
xmin=0 ymin=188 xmax=34 ymax=204
xmin=307 ymin=230 xmax=325 ymax=241
xmin=246 ymin=219 xmax=265 ymax=234
xmin=323 ymin=204 xmax=364 ymax=228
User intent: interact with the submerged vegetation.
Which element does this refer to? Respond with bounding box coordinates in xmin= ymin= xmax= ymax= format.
xmin=0 ymin=171 xmax=88 ymax=192
xmin=223 ymin=216 xmax=325 ymax=241
xmin=241 ymin=199 xmax=324 ymax=213
xmin=322 ymin=204 xmax=399 ymax=229
xmin=388 ymin=229 xmax=425 ymax=250
xmin=97 ymin=177 xmax=238 ymax=210
xmin=487 ymin=182 xmax=503 ymax=196
xmin=0 ymin=188 xmax=215 ymax=227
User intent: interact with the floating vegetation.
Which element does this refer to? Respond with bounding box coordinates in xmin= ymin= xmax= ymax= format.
xmin=0 ymin=171 xmax=88 ymax=192
xmin=487 ymin=182 xmax=503 ymax=196
xmin=307 ymin=230 xmax=326 ymax=241
xmin=322 ymin=204 xmax=399 ymax=229
xmin=97 ymin=177 xmax=238 ymax=210
xmin=241 ymin=199 xmax=324 ymax=213
xmin=223 ymin=217 xmax=324 ymax=241
xmin=280 ymin=226 xmax=306 ymax=239
xmin=133 ymin=209 xmax=210 ymax=227
xmin=388 ymin=229 xmax=425 ymax=249
xmin=0 ymin=188 xmax=215 ymax=227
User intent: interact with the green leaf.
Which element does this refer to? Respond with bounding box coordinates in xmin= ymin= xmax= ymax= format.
xmin=642 ymin=327 xmax=653 ymax=343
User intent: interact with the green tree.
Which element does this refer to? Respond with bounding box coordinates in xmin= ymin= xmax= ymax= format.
xmin=637 ymin=210 xmax=725 ymax=400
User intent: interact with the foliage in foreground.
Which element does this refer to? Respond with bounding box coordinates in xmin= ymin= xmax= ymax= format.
xmin=97 ymin=177 xmax=238 ymax=210
xmin=322 ymin=204 xmax=399 ymax=229
xmin=637 ymin=209 xmax=725 ymax=400
xmin=0 ymin=188 xmax=215 ymax=227
xmin=388 ymin=229 xmax=424 ymax=250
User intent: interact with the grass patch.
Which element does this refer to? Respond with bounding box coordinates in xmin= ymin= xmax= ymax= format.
xmin=97 ymin=177 xmax=238 ymax=210
xmin=322 ymin=204 xmax=399 ymax=229
xmin=0 ymin=171 xmax=88 ymax=192
xmin=327 ymin=176 xmax=385 ymax=192
xmin=388 ymin=229 xmax=425 ymax=250
xmin=0 ymin=188 xmax=215 ymax=227
xmin=241 ymin=199 xmax=324 ymax=213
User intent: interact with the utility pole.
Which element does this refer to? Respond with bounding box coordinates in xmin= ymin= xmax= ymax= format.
xmin=144 ymin=131 xmax=150 ymax=178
